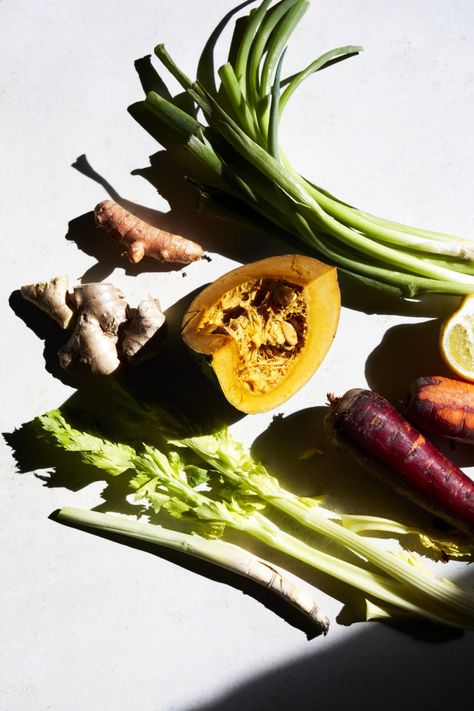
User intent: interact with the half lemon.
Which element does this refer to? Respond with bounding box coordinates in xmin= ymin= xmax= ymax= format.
xmin=440 ymin=295 xmax=474 ymax=381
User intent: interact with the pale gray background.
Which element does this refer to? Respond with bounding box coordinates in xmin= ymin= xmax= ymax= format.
xmin=2 ymin=1 xmax=474 ymax=709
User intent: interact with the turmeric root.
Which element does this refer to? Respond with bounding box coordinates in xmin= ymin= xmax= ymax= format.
xmin=20 ymin=277 xmax=166 ymax=375
xmin=94 ymin=200 xmax=204 ymax=264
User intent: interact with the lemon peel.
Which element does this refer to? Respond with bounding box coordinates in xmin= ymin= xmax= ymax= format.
xmin=440 ymin=295 xmax=474 ymax=381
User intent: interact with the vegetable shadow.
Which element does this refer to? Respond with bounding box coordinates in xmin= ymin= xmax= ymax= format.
xmin=4 ymin=380 xmax=330 ymax=640
xmin=365 ymin=317 xmax=452 ymax=404
xmin=5 ymin=409 xmax=327 ymax=638
xmin=8 ymin=289 xmax=84 ymax=389
xmin=365 ymin=317 xmax=474 ymax=468
xmin=337 ymin=273 xmax=462 ymax=318
xmin=70 ymin=154 xmax=203 ymax=281
xmin=68 ymin=155 xmax=201 ymax=282
xmin=130 ymin=148 xmax=291 ymax=262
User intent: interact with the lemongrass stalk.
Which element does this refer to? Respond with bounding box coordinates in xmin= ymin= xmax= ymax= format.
xmin=60 ymin=504 xmax=455 ymax=626
xmin=57 ymin=507 xmax=330 ymax=632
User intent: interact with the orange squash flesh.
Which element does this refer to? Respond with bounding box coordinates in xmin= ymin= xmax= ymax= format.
xmin=181 ymin=255 xmax=340 ymax=413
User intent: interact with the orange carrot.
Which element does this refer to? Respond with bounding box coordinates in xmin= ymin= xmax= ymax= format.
xmin=95 ymin=200 xmax=204 ymax=264
xmin=406 ymin=376 xmax=474 ymax=443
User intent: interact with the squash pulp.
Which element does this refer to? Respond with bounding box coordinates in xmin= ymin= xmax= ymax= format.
xmin=181 ymin=255 xmax=340 ymax=413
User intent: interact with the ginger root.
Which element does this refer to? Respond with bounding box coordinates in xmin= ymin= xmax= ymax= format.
xmin=21 ymin=277 xmax=166 ymax=375
xmin=94 ymin=200 xmax=204 ymax=264
xmin=121 ymin=298 xmax=165 ymax=360
xmin=59 ymin=283 xmax=128 ymax=374
xmin=21 ymin=276 xmax=74 ymax=329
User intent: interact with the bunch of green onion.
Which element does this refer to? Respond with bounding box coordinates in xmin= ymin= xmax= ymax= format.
xmin=135 ymin=0 xmax=474 ymax=298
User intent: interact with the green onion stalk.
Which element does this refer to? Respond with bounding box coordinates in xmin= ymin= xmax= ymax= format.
xmin=136 ymin=0 xmax=474 ymax=298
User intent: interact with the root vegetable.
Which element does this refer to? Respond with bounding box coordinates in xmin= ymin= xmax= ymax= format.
xmin=21 ymin=276 xmax=74 ymax=329
xmin=94 ymin=200 xmax=204 ymax=264
xmin=325 ymin=388 xmax=474 ymax=538
xmin=121 ymin=297 xmax=165 ymax=359
xmin=20 ymin=277 xmax=166 ymax=375
xmin=59 ymin=284 xmax=128 ymax=374
xmin=406 ymin=376 xmax=474 ymax=443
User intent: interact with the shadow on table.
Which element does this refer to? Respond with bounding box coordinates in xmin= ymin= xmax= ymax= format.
xmin=69 ymin=149 xmax=291 ymax=286
xmin=365 ymin=317 xmax=453 ymax=403
xmin=184 ymin=614 xmax=474 ymax=711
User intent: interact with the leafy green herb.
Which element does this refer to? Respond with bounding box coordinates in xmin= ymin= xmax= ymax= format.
xmin=136 ymin=0 xmax=474 ymax=298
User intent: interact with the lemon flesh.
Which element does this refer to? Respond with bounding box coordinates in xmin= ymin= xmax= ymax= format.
xmin=440 ymin=297 xmax=474 ymax=381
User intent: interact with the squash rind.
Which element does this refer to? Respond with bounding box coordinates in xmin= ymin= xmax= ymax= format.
xmin=181 ymin=255 xmax=340 ymax=413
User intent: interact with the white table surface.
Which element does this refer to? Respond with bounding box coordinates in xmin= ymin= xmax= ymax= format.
xmin=2 ymin=1 xmax=474 ymax=709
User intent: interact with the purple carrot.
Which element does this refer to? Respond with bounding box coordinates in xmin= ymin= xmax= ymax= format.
xmin=325 ymin=388 xmax=474 ymax=537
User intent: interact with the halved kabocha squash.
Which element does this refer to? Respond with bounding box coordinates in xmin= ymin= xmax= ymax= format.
xmin=181 ymin=254 xmax=340 ymax=413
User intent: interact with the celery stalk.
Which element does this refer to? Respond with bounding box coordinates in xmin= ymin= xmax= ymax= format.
xmin=37 ymin=406 xmax=474 ymax=629
xmin=57 ymin=507 xmax=330 ymax=632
